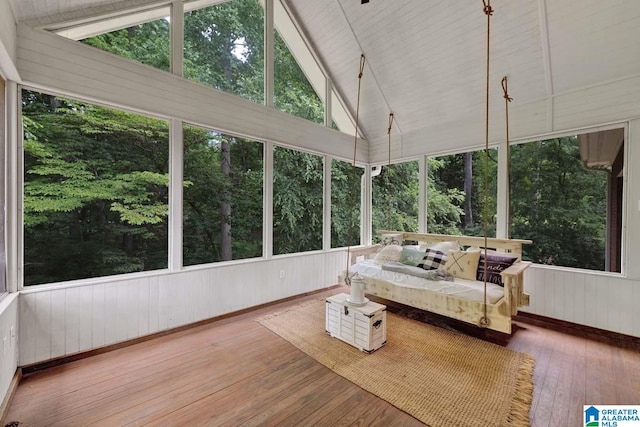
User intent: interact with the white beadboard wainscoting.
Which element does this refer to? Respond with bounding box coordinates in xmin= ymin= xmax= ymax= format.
xmin=0 ymin=293 xmax=19 ymax=408
xmin=16 ymin=251 xmax=640 ymax=370
xmin=522 ymin=266 xmax=640 ymax=338
xmin=18 ymin=250 xmax=347 ymax=367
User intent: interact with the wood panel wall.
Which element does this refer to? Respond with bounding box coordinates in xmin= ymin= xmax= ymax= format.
xmin=0 ymin=294 xmax=18 ymax=408
xmin=18 ymin=251 xmax=346 ymax=366
xmin=522 ymin=266 xmax=640 ymax=338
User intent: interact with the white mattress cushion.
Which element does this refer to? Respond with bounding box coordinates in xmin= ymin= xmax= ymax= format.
xmin=348 ymin=259 xmax=504 ymax=304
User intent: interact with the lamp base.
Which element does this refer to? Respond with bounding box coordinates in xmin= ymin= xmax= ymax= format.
xmin=346 ymin=297 xmax=369 ymax=307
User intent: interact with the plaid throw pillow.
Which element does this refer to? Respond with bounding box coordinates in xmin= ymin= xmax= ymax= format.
xmin=417 ymin=248 xmax=448 ymax=270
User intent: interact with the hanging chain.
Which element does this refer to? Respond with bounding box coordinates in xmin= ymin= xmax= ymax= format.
xmin=480 ymin=0 xmax=493 ymax=328
xmin=346 ymin=54 xmax=366 ymax=286
xmin=386 ymin=113 xmax=394 ymax=230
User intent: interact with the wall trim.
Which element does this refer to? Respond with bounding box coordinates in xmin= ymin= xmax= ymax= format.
xmin=514 ymin=311 xmax=640 ymax=347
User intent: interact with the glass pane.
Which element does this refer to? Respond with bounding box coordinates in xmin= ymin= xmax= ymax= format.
xmin=274 ymin=30 xmax=324 ymax=124
xmin=427 ymin=149 xmax=497 ymax=237
xmin=372 ymin=161 xmax=419 ymax=241
xmin=183 ymin=124 xmax=263 ymax=265
xmin=80 ymin=12 xmax=170 ymax=72
xmin=273 ymin=147 xmax=323 ymax=254
xmin=331 ymin=160 xmax=362 ymax=248
xmin=184 ymin=0 xmax=264 ymax=104
xmin=511 ymin=135 xmax=615 ymax=271
xmin=22 ymin=90 xmax=169 ymax=285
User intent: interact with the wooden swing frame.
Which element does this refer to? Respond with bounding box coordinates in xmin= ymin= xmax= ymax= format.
xmin=345 ymin=232 xmax=532 ymax=334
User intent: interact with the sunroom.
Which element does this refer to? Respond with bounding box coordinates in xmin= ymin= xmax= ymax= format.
xmin=1 ymin=0 xmax=639 ymax=425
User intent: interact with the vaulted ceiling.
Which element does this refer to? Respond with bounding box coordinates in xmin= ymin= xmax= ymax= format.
xmin=9 ymin=0 xmax=640 ymax=161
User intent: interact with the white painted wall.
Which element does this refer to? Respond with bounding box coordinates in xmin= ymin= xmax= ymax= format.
xmin=521 ymin=267 xmax=640 ymax=338
xmin=16 ymin=25 xmax=367 ymax=165
xmin=18 ymin=251 xmax=346 ymax=366
xmin=0 ymin=294 xmax=19 ymax=407
xmin=0 ymin=0 xmax=20 ymax=80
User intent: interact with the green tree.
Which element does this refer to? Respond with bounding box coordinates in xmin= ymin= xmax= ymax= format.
xmin=22 ymin=91 xmax=169 ymax=285
xmin=331 ymin=160 xmax=363 ymax=248
xmin=273 ymin=147 xmax=323 ymax=254
xmin=372 ymin=161 xmax=419 ymax=237
xmin=510 ymin=137 xmax=606 ymax=269
xmin=182 ymin=126 xmax=263 ymax=265
xmin=82 ymin=19 xmax=170 ymax=71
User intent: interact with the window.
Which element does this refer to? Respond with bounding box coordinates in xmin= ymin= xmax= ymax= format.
xmin=372 ymin=161 xmax=419 ymax=239
xmin=274 ymin=30 xmax=323 ymax=124
xmin=427 ymin=150 xmax=497 ymax=236
xmin=273 ymin=147 xmax=323 ymax=254
xmin=331 ymin=160 xmax=362 ymax=248
xmin=510 ymin=131 xmax=622 ymax=272
xmin=184 ymin=0 xmax=264 ymax=104
xmin=22 ymin=89 xmax=169 ymax=285
xmin=74 ymin=7 xmax=170 ymax=72
xmin=183 ymin=124 xmax=263 ymax=265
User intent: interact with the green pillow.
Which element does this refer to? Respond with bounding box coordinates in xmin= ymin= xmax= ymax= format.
xmin=399 ymin=247 xmax=425 ymax=267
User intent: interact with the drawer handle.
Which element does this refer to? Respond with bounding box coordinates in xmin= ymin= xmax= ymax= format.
xmin=344 ymin=306 xmax=349 ymax=316
xmin=373 ymin=319 xmax=382 ymax=329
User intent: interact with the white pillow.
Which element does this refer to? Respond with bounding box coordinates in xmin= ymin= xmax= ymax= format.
xmin=374 ymin=244 xmax=403 ymax=265
xmin=380 ymin=233 xmax=403 ymax=246
xmin=427 ymin=241 xmax=460 ymax=253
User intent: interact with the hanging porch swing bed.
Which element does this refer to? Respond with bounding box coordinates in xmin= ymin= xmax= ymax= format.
xmin=344 ymin=232 xmax=532 ymax=334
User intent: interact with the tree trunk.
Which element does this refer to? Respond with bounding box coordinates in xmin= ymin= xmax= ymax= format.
xmin=220 ymin=137 xmax=232 ymax=261
xmin=463 ymin=152 xmax=473 ymax=229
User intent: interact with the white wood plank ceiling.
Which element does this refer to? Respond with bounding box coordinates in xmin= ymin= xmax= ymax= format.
xmin=10 ymin=0 xmax=640 ymax=160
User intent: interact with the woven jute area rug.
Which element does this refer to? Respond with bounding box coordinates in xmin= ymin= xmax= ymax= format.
xmin=258 ymin=297 xmax=534 ymax=427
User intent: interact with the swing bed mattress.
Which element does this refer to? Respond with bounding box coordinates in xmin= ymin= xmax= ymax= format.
xmin=348 ymin=259 xmax=505 ymax=305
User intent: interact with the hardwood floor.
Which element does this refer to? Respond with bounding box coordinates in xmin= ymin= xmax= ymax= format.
xmin=5 ymin=286 xmax=640 ymax=426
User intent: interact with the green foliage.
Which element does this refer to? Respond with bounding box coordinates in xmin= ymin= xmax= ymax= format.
xmin=182 ymin=126 xmax=263 ymax=265
xmin=510 ymin=137 xmax=606 ymax=269
xmin=274 ymin=31 xmax=324 ymax=124
xmin=273 ymin=148 xmax=323 ymax=254
xmin=428 ymin=150 xmax=497 ymax=237
xmin=372 ymin=161 xmax=420 ymax=239
xmin=426 ymin=158 xmax=466 ymax=235
xmin=82 ymin=19 xmax=170 ymax=71
xmin=183 ymin=0 xmax=264 ymax=102
xmin=331 ymin=160 xmax=363 ymax=248
xmin=22 ymin=91 xmax=169 ymax=285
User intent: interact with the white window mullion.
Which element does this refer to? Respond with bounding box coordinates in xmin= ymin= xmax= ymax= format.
xmin=325 ymin=78 xmax=332 ymax=128
xmin=169 ymin=119 xmax=183 ymax=271
xmin=7 ymin=81 xmax=20 ymax=291
xmin=264 ymin=0 xmax=274 ymax=108
xmin=361 ymin=166 xmax=372 ymax=245
xmin=170 ymin=0 xmax=184 ymax=77
xmin=323 ymin=156 xmax=331 ymax=250
xmin=419 ymin=155 xmax=427 ymax=233
xmin=496 ymin=142 xmax=510 ymax=239
xmin=264 ymin=141 xmax=273 ymax=258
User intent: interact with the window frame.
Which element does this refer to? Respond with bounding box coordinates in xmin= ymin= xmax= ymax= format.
xmin=18 ymin=85 xmax=175 ymax=288
xmin=507 ymin=122 xmax=628 ymax=275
